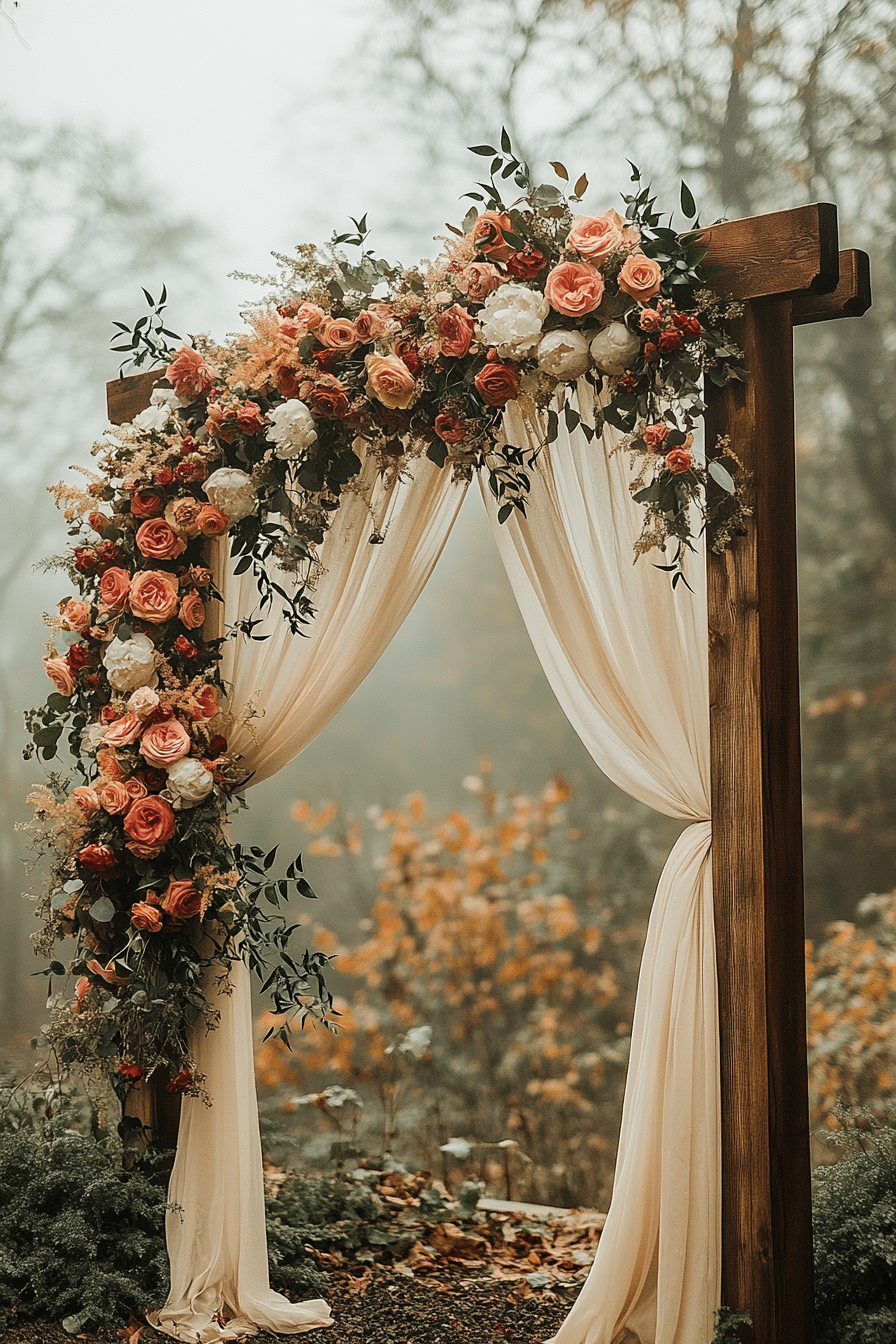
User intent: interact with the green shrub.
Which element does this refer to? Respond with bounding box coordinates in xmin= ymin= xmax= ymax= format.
xmin=813 ymin=1117 xmax=896 ymax=1343
xmin=0 ymin=1129 xmax=169 ymax=1333
xmin=265 ymin=1170 xmax=385 ymax=1295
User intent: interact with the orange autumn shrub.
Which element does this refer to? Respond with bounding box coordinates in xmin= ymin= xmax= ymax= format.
xmin=256 ymin=769 xmax=642 ymax=1208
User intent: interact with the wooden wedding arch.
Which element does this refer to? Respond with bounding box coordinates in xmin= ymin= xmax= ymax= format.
xmin=108 ymin=203 xmax=871 ymax=1344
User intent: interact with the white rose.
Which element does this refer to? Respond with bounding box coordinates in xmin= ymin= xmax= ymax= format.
xmin=132 ymin=388 xmax=186 ymax=433
xmin=537 ymin=329 xmax=592 ymax=380
xmin=265 ymin=399 xmax=318 ymax=459
xmin=478 ymin=283 xmax=548 ymax=359
xmin=102 ymin=632 xmax=158 ymax=693
xmin=166 ymin=755 xmax=215 ymax=810
xmin=203 ymin=467 xmax=258 ymax=522
xmin=589 ymin=322 xmax=641 ymax=376
xmin=80 ymin=722 xmax=107 ymax=754
xmin=127 ymin=685 xmax=160 ymax=719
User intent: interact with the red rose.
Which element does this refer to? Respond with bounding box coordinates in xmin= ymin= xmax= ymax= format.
xmin=66 ymin=642 xmax=94 ymax=672
xmin=236 ymin=401 xmax=266 ymax=435
xmin=472 ymin=210 xmax=515 ymax=262
xmin=276 ymin=366 xmax=302 ymax=399
xmin=94 ymin=540 xmax=122 ymax=571
xmin=99 ymin=705 xmax=120 ymax=725
xmin=666 ymin=447 xmax=693 ymax=474
xmin=174 ymin=636 xmax=198 ymax=659
xmin=167 ymin=1068 xmax=193 ymax=1094
xmin=643 ymin=423 xmax=670 ymax=452
xmin=174 ymin=455 xmax=208 ymax=484
xmin=78 ymin=843 xmax=120 ymax=875
xmin=74 ymin=547 xmax=99 ymax=575
xmin=436 ymin=305 xmax=476 ymax=360
xmin=162 ymin=878 xmax=202 ymax=921
xmin=474 ymin=361 xmax=520 ymax=407
xmin=311 ymin=349 xmax=341 ymax=370
xmin=506 ymin=244 xmax=546 ymax=280
xmin=133 ymin=768 xmax=167 ymax=794
xmin=309 ymin=381 xmax=350 ymax=419
xmin=658 ymin=328 xmax=684 ymax=354
xmin=166 ymin=346 xmax=216 ymax=402
xmin=100 ymin=567 xmax=131 ymax=610
xmin=208 ymin=734 xmax=228 ymax=756
xmin=393 ymin=339 xmax=421 ymax=377
xmin=118 ymin=1062 xmax=144 ymax=1081
xmin=136 ymin=518 xmax=186 ymax=561
xmin=643 ymin=342 xmax=659 ymax=362
xmin=434 ymin=408 xmax=469 ymax=445
xmin=123 ymin=795 xmax=176 ymax=855
xmin=155 ymin=467 xmax=174 ymax=486
xmin=130 ymin=489 xmax=165 ymax=519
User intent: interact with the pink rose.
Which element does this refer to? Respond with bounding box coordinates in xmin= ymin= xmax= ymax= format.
xmin=72 ymin=786 xmax=100 ymax=817
xmin=101 ymin=713 xmax=143 ymax=749
xmin=456 ymin=262 xmax=503 ymax=303
xmin=639 ymin=308 xmax=663 ymax=332
xmin=131 ymin=901 xmax=163 ymax=933
xmin=179 ymin=590 xmax=205 ymax=630
xmin=319 ymin=319 xmax=359 ymax=351
xmin=136 ymin=518 xmax=186 ymax=561
xmin=364 ymin=354 xmax=417 ymax=410
xmin=61 ymin=600 xmax=91 ymax=633
xmin=44 ymin=657 xmax=75 ymax=697
xmin=472 ymin=210 xmax=515 ymax=263
xmin=100 ymin=567 xmax=131 ymax=610
xmin=97 ymin=779 xmax=132 ymax=815
xmin=354 ymin=306 xmax=394 ymax=342
xmin=166 ymin=346 xmax=216 ymax=402
xmin=436 ymin=305 xmax=476 ymax=359
xmin=139 ymin=718 xmax=192 ymax=769
xmin=129 ymin=570 xmax=180 ymax=625
xmin=567 ymin=210 xmax=625 ymax=265
xmin=287 ymin=302 xmax=325 ymax=333
xmin=544 ymin=262 xmax=605 ymax=317
xmin=617 ymin=253 xmax=663 ymax=302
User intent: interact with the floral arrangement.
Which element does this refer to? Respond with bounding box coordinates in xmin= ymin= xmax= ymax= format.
xmin=23 ymin=138 xmax=747 ymax=1098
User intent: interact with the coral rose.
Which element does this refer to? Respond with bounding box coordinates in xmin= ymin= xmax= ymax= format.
xmin=436 ymin=305 xmax=476 ymax=359
xmin=130 ymin=901 xmax=163 ymax=933
xmin=129 ymin=570 xmax=180 ymax=625
xmin=196 ymin=504 xmax=230 ymax=537
xmin=166 ymin=346 xmax=217 ymax=402
xmin=472 ymin=210 xmax=515 ymax=263
xmin=434 ymin=408 xmax=469 ymax=445
xmin=567 ymin=210 xmax=625 ymax=265
xmin=72 ymin=786 xmax=100 ymax=817
xmin=474 ymin=361 xmax=520 ymax=407
xmin=354 ymin=306 xmax=394 ymax=342
xmin=506 ymin=244 xmax=546 ymax=280
xmin=78 ymin=843 xmax=119 ymax=875
xmin=643 ymin=423 xmax=670 ymax=452
xmin=139 ymin=718 xmax=192 ymax=769
xmin=666 ymin=447 xmax=694 ymax=474
xmin=98 ymin=780 xmax=132 ymax=815
xmin=179 ymin=590 xmax=205 ymax=630
xmin=544 ymin=261 xmax=605 ymax=317
xmin=135 ymin=518 xmax=186 ymax=561
xmin=319 ymin=319 xmax=359 ymax=351
xmin=192 ymin=684 xmax=219 ymax=720
xmin=123 ymin=795 xmax=176 ymax=853
xmin=617 ymin=252 xmax=663 ymax=302
xmin=61 ymin=600 xmax=91 ymax=633
xmin=162 ymin=879 xmax=202 ymax=921
xmin=130 ymin=489 xmax=165 ymax=519
xmin=100 ymin=567 xmax=131 ymax=610
xmin=455 ymin=262 xmax=502 ymax=303
xmin=44 ymin=657 xmax=75 ymax=696
xmin=236 ymin=401 xmax=266 ymax=436
xmin=365 ymin=354 xmax=417 ymax=410
xmin=101 ymin=713 xmax=143 ymax=749
xmin=308 ymin=380 xmax=350 ymax=419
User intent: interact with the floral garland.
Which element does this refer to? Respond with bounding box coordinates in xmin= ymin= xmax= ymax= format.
xmin=23 ymin=140 xmax=747 ymax=1098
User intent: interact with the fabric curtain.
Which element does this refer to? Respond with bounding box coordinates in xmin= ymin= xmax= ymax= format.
xmin=482 ymin=388 xmax=719 ymax=1344
xmin=153 ymin=451 xmax=469 ymax=1342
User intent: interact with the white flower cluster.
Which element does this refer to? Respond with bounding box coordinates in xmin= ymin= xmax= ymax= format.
xmin=589 ymin=322 xmax=641 ymax=376
xmin=478 ymin=283 xmax=548 ymax=358
xmin=166 ymin=755 xmax=215 ymax=810
xmin=102 ymin=632 xmax=158 ymax=692
xmin=132 ymin=387 xmax=186 ymax=434
xmin=265 ymin=399 xmax=318 ymax=459
xmin=204 ymin=467 xmax=258 ymax=521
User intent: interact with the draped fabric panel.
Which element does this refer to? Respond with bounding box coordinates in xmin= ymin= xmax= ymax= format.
xmin=152 ymin=453 xmax=469 ymax=1342
xmin=482 ymin=389 xmax=719 ymax=1344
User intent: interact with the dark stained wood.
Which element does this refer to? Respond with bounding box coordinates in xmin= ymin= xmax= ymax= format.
xmin=106 ymin=368 xmax=164 ymax=425
xmin=706 ymin=299 xmax=814 ymax=1343
xmin=792 ymin=249 xmax=872 ymax=325
xmin=699 ymin=202 xmax=840 ymax=302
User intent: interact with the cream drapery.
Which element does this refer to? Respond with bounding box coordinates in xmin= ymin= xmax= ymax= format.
xmin=152 ymin=451 xmax=469 ymax=1342
xmin=483 ymin=389 xmax=719 ymax=1344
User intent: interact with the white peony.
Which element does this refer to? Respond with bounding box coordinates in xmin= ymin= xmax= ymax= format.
xmin=103 ymin=632 xmax=158 ymax=692
xmin=165 ymin=755 xmax=215 ymax=810
xmin=203 ymin=467 xmax=258 ymax=521
xmin=589 ymin=322 xmax=641 ymax=376
xmin=537 ymin=329 xmax=592 ymax=380
xmin=80 ymin=722 xmax=107 ymax=754
xmin=478 ymin=283 xmax=548 ymax=359
xmin=133 ymin=387 xmax=186 ymax=433
xmin=265 ymin=399 xmax=318 ymax=459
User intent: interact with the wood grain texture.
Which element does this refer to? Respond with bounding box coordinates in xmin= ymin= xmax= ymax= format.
xmin=106 ymin=368 xmax=162 ymax=424
xmin=700 ymin=203 xmax=840 ymax=302
xmin=792 ymin=249 xmax=872 ymax=325
xmin=706 ymin=300 xmax=814 ymax=1343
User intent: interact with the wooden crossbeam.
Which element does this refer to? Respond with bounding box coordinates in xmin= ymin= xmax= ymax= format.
xmin=792 ymin=249 xmax=871 ymax=325
xmin=698 ymin=203 xmax=840 ymax=302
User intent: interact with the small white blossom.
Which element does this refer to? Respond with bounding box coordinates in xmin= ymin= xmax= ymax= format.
xmin=102 ymin=632 xmax=158 ymax=693
xmin=478 ymin=283 xmax=548 ymax=359
xmin=537 ymin=329 xmax=592 ymax=380
xmin=204 ymin=467 xmax=258 ymax=522
xmin=133 ymin=388 xmax=186 ymax=433
xmin=265 ymin=399 xmax=318 ymax=459
xmin=589 ymin=322 xmax=641 ymax=376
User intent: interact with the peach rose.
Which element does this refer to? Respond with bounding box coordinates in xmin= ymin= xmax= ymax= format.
xmin=166 ymin=346 xmax=217 ymax=401
xmin=437 ymin=305 xmax=476 ymax=360
xmin=101 ymin=714 xmax=143 ymax=749
xmin=61 ymin=600 xmax=91 ymax=633
xmin=290 ymin=302 xmax=326 ymax=332
xmin=162 ymin=878 xmax=202 ymax=921
xmin=100 ymin=567 xmax=131 ymax=610
xmin=97 ymin=748 xmax=126 ymax=781
xmin=192 ymin=684 xmax=219 ymax=720
xmin=127 ymin=686 xmax=160 ymax=719
xmin=135 ymin=518 xmax=187 ymax=561
xmin=544 ymin=261 xmax=605 ymax=317
xmin=472 ymin=210 xmax=515 ymax=263
xmin=364 ymin=354 xmax=417 ymax=410
xmin=319 ymin=319 xmax=358 ymax=351
xmin=196 ymin=504 xmax=230 ymax=537
xmin=72 ymin=786 xmax=100 ymax=817
xmin=129 ymin=570 xmax=180 ymax=625
xmin=456 ymin=262 xmax=503 ymax=303
xmin=567 ymin=210 xmax=625 ymax=265
xmin=165 ymin=497 xmax=203 ymax=538
xmin=123 ymin=794 xmax=176 ymax=854
xmin=125 ymin=776 xmax=149 ymax=803
xmin=44 ymin=657 xmax=75 ymax=696
xmin=354 ymin=306 xmax=394 ymax=342
xmin=98 ymin=779 xmax=132 ymax=815
xmin=139 ymin=717 xmax=192 ymax=769
xmin=130 ymin=900 xmax=163 ymax=933
xmin=617 ymin=252 xmax=663 ymax=302
xmin=179 ymin=590 xmax=205 ymax=630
